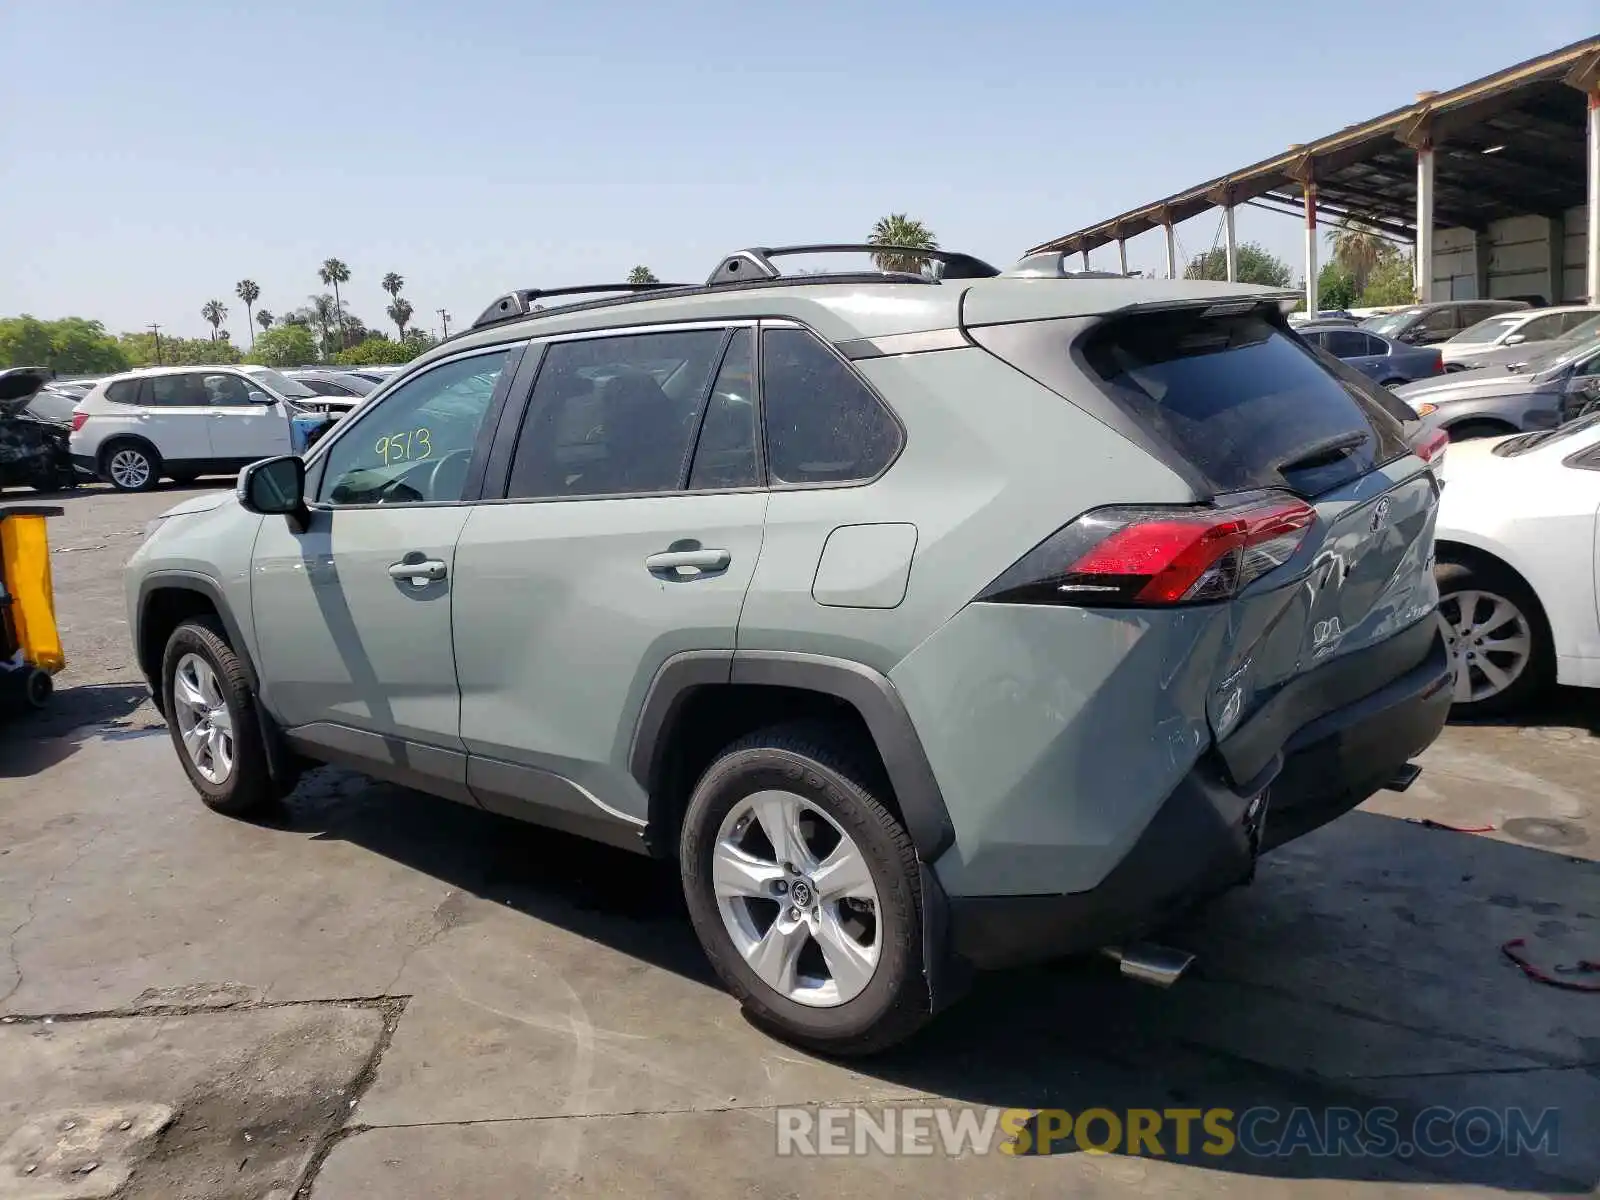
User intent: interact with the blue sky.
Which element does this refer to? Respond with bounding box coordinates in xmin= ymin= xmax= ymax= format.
xmin=2 ymin=1 xmax=1596 ymax=341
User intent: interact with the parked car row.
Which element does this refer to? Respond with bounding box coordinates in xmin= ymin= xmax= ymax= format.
xmin=64 ymin=364 xmax=375 ymax=491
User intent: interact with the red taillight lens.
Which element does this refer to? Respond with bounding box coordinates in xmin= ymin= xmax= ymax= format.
xmin=979 ymin=494 xmax=1316 ymax=608
xmin=71 ymin=411 xmax=89 ymax=431
xmin=1412 ymin=427 xmax=1448 ymax=470
xmin=1428 ymin=352 xmax=1443 ymax=374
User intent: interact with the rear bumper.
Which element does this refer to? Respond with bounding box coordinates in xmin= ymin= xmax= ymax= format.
xmin=70 ymin=453 xmax=98 ymax=477
xmin=944 ymin=627 xmax=1452 ymax=971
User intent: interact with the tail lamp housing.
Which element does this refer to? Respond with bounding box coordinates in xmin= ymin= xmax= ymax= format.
xmin=978 ymin=493 xmax=1317 ymax=608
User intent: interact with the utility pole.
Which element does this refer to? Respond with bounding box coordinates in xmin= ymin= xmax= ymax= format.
xmin=437 ymin=309 xmax=451 ymax=337
xmin=148 ymin=323 xmax=163 ymax=366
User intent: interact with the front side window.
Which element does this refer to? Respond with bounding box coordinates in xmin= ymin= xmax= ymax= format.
xmin=199 ymin=372 xmax=254 ymax=406
xmin=507 ymin=329 xmax=727 ymax=499
xmin=318 ymin=350 xmax=511 ymax=505
xmin=761 ymin=327 xmax=901 ymax=485
xmin=1518 ymin=314 xmax=1567 ymax=342
xmin=1447 ymin=315 xmax=1521 ymax=346
xmin=247 ymin=367 xmax=318 ymax=400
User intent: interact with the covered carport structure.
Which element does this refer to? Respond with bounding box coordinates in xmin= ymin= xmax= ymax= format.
xmin=1028 ymin=37 xmax=1600 ymax=315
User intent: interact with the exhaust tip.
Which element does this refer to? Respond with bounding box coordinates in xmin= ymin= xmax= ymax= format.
xmin=1101 ymin=942 xmax=1195 ymax=988
xmin=1385 ymin=763 xmax=1423 ymax=793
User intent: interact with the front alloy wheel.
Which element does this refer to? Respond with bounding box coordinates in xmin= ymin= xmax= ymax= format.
xmin=172 ymin=652 xmax=236 ymax=785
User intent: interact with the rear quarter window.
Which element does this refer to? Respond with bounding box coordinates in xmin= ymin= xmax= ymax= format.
xmin=104 ymin=379 xmax=141 ymax=404
xmin=1077 ymin=310 xmax=1411 ymax=497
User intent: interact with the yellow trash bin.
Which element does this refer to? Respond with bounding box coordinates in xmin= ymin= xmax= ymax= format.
xmin=1 ymin=504 xmax=65 ymax=709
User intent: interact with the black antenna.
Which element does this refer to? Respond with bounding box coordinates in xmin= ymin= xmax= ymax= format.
xmin=705 ymin=244 xmax=1001 ymax=286
xmin=472 ymin=283 xmax=689 ymax=329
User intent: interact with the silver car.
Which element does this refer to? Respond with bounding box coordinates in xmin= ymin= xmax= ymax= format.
xmin=1439 ymin=306 xmax=1600 ymax=372
xmin=125 ymin=244 xmax=1451 ymax=1054
xmin=1396 ymin=337 xmax=1600 ymax=439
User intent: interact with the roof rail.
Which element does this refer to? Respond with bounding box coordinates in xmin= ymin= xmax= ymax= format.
xmin=705 ymin=244 xmax=1001 ymax=286
xmin=472 ymin=283 xmax=689 ymax=330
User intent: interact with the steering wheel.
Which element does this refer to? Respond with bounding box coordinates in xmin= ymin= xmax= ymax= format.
xmin=425 ymin=448 xmax=473 ymax=501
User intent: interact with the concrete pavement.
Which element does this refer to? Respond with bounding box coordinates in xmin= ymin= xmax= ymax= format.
xmin=0 ymin=484 xmax=1595 ymax=1197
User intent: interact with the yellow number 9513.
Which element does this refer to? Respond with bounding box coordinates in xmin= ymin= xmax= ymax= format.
xmin=376 ymin=427 xmax=433 ymax=464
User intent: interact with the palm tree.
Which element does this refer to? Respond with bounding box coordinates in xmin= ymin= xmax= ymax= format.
xmin=309 ymin=293 xmax=340 ymax=357
xmin=1326 ymin=217 xmax=1391 ymax=295
xmin=867 ymin=214 xmax=939 ymax=274
xmin=235 ymin=280 xmax=261 ymax=349
xmin=318 ymin=258 xmax=351 ymax=348
xmin=387 ymin=298 xmax=414 ymax=340
xmin=381 ymin=272 xmax=404 ymax=300
xmin=201 ymin=299 xmax=228 ymax=342
xmin=257 ymin=309 xmax=274 ymax=331
xmin=627 ymin=265 xmax=658 ymax=285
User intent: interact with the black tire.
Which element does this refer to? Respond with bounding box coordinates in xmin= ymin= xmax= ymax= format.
xmin=1378 ymin=377 xmax=1406 ymax=388
xmin=160 ymin=616 xmax=285 ymax=815
xmin=680 ymin=721 xmax=929 ymax=1056
xmin=1434 ymin=558 xmax=1553 ymax=717
xmin=1446 ymin=420 xmax=1517 ymax=442
xmin=100 ymin=439 xmax=162 ymax=492
xmin=24 ymin=669 xmax=52 ymax=709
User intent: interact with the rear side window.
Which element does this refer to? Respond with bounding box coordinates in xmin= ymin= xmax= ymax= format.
xmin=147 ymin=374 xmax=205 ymax=407
xmin=507 ymin=329 xmax=727 ymax=499
xmin=1322 ymin=330 xmax=1370 ymax=358
xmin=1077 ymin=310 xmax=1410 ymax=497
xmin=761 ymin=327 xmax=901 ymax=485
xmin=104 ymin=379 xmax=140 ymax=404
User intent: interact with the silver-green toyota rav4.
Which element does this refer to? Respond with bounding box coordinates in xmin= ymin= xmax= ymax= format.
xmin=126 ymin=244 xmax=1453 ymax=1054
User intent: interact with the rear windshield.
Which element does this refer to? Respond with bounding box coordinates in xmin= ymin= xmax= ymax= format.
xmin=1362 ymin=310 xmax=1421 ymax=336
xmin=1076 ymin=310 xmax=1411 ymax=497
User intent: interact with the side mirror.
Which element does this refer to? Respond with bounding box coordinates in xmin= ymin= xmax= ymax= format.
xmin=237 ymin=455 xmax=308 ymax=529
xmin=247 ymin=389 xmax=272 ymax=405
xmin=1503 ymin=333 xmax=1526 ymax=346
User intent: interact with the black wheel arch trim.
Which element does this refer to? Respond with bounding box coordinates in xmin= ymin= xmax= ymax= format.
xmin=136 ymin=569 xmax=297 ymax=787
xmin=629 ymin=649 xmax=957 ymax=864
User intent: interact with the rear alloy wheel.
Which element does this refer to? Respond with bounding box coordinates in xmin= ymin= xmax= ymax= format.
xmin=1434 ymin=560 xmax=1552 ymax=715
xmin=680 ymin=723 xmax=928 ymax=1055
xmin=103 ymin=442 xmax=160 ymax=492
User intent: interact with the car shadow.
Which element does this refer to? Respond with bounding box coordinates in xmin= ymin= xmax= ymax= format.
xmin=0 ymin=682 xmax=156 ymax=777
xmin=267 ymin=770 xmax=1597 ymax=1193
xmin=1448 ymin=684 xmax=1600 ymax=735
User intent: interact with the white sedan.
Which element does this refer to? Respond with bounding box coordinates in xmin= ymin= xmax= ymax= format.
xmin=1432 ymin=414 xmax=1600 ymax=713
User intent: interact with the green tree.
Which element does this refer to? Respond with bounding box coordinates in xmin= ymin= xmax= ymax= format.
xmin=1183 ymin=242 xmax=1293 ymax=287
xmin=318 ymin=258 xmax=351 ymax=349
xmin=1360 ymin=254 xmax=1417 ymax=307
xmin=235 ymin=280 xmax=260 ymax=349
xmin=867 ymin=213 xmax=939 ymax=274
xmin=401 ymin=327 xmax=436 ymax=354
xmin=256 ymin=309 xmax=274 ymax=331
xmin=117 ymin=332 xmax=240 ymax=366
xmin=387 ymin=298 xmax=414 ymax=340
xmin=381 ymin=272 xmax=404 ymax=300
xmin=1317 ymin=262 xmax=1360 ymax=312
xmin=333 ymin=335 xmax=429 ymax=366
xmin=627 ymin=265 xmax=659 ymax=284
xmin=248 ymin=324 xmax=318 ymax=368
xmin=0 ymin=316 xmax=129 ymax=373
xmin=1327 ymin=217 xmax=1392 ymax=295
xmin=305 ymin=294 xmax=339 ymax=356
xmin=201 ymin=299 xmax=228 ymax=341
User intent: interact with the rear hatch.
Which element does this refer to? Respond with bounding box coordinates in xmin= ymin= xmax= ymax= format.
xmin=0 ymin=368 xmax=51 ymax=419
xmin=965 ymin=290 xmax=1441 ymax=785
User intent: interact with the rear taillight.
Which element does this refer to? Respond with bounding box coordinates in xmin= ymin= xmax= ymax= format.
xmin=1412 ymin=427 xmax=1448 ymax=474
xmin=978 ymin=493 xmax=1317 ymax=608
xmin=1427 ymin=352 xmax=1444 ymax=374
xmin=71 ymin=412 xmax=89 ymax=431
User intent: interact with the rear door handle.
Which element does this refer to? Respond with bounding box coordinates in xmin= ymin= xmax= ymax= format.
xmin=389 ymin=557 xmax=448 ymax=585
xmin=645 ymin=548 xmax=731 ymax=574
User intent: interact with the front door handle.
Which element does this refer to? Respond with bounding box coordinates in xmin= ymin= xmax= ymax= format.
xmin=645 ymin=548 xmax=731 ymax=576
xmin=389 ymin=556 xmax=448 ymax=585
